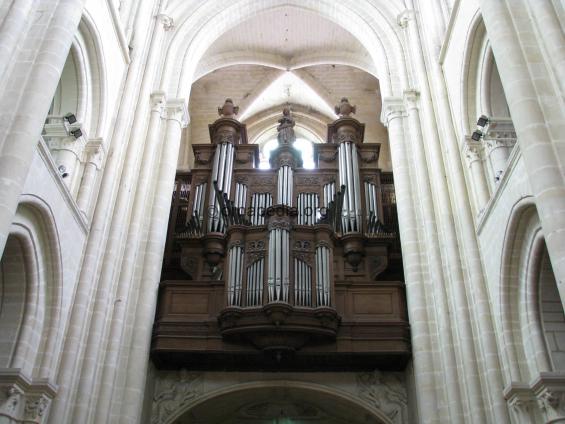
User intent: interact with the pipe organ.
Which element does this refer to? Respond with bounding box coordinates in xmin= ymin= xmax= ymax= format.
xmin=154 ymin=98 xmax=410 ymax=371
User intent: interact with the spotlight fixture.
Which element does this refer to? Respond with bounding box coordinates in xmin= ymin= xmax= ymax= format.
xmin=471 ymin=130 xmax=483 ymax=141
xmin=64 ymin=113 xmax=77 ymax=125
xmin=476 ymin=115 xmax=489 ymax=128
xmin=70 ymin=128 xmax=83 ymax=139
xmin=58 ymin=165 xmax=69 ymax=178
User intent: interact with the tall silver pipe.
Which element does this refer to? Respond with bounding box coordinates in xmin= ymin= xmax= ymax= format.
xmin=268 ymin=234 xmax=275 ymax=300
xmin=259 ymin=257 xmax=264 ymax=304
xmin=298 ymin=194 xmax=302 ymax=225
xmin=351 ymin=144 xmax=361 ymax=227
xmin=278 ymin=168 xmax=282 ymax=204
xmin=275 ymin=229 xmax=281 ymax=300
xmin=338 ymin=146 xmax=349 ymax=231
xmin=225 ymin=145 xmax=233 ymax=189
xmin=344 ymin=143 xmax=354 ymax=231
xmin=216 ymin=143 xmax=226 ymax=191
xmin=251 ymin=194 xmax=257 ymax=225
xmin=228 ymin=246 xmax=235 ymax=305
xmin=315 ymin=248 xmax=321 ymax=305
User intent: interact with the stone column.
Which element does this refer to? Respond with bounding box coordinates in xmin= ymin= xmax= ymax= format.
xmin=480 ymin=0 xmax=565 ymax=295
xmin=404 ymin=89 xmax=465 ymax=422
xmin=525 ymin=0 xmax=565 ymax=97
xmin=76 ymin=138 xmax=105 ymax=217
xmin=382 ymin=99 xmax=441 ymax=424
xmin=0 ymin=0 xmax=35 ymax=83
xmin=119 ymin=99 xmax=188 ymax=424
xmin=48 ymin=3 xmax=167 ymax=422
xmin=92 ymin=91 xmax=166 ymax=423
xmin=0 ymin=0 xmax=86 ymax=257
xmin=401 ymin=5 xmax=510 ymax=422
xmin=463 ymin=139 xmax=490 ymax=211
xmin=68 ymin=95 xmax=166 ymax=424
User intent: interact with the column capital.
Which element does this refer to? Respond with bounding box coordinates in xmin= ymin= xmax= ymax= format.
xmin=84 ymin=138 xmax=106 ymax=169
xmin=463 ymin=137 xmax=483 ymax=165
xmin=165 ymin=99 xmax=189 ymax=128
xmin=397 ymin=9 xmax=415 ymax=28
xmin=156 ymin=14 xmax=174 ymax=31
xmin=403 ymin=89 xmax=420 ymax=109
xmin=150 ymin=91 xmax=167 ymax=115
xmin=381 ymin=97 xmax=406 ymax=127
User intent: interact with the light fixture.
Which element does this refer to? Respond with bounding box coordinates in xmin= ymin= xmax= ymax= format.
xmin=471 ymin=130 xmax=483 ymax=141
xmin=477 ymin=115 xmax=489 ymax=128
xmin=70 ymin=128 xmax=82 ymax=139
xmin=64 ymin=113 xmax=77 ymax=125
xmin=58 ymin=165 xmax=69 ymax=178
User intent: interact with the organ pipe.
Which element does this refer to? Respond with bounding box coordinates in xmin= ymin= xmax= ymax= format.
xmin=338 ymin=142 xmax=361 ymax=233
xmin=277 ymin=166 xmax=293 ymax=206
xmin=227 ymin=244 xmax=244 ymax=306
xmin=208 ymin=142 xmax=235 ymax=232
xmin=268 ymin=228 xmax=290 ymax=302
xmin=316 ymin=245 xmax=331 ymax=306
xmin=294 ymin=257 xmax=312 ymax=306
xmin=246 ymin=258 xmax=264 ymax=306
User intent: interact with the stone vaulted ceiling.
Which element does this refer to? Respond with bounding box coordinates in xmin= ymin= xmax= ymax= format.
xmin=180 ymin=5 xmax=391 ymax=171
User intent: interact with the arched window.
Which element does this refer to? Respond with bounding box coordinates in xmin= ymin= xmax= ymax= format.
xmin=258 ymin=138 xmax=316 ymax=169
xmin=539 ymin=244 xmax=565 ymax=370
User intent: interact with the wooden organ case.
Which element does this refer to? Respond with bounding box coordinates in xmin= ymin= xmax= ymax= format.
xmin=152 ymin=98 xmax=411 ymax=371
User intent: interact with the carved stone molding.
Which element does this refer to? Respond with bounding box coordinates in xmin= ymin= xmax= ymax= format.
xmin=484 ymin=137 xmax=517 ymax=154
xmin=267 ymin=219 xmax=291 ymax=231
xmin=403 ymin=89 xmax=420 ymax=109
xmin=0 ymin=370 xmax=57 ymax=424
xmin=24 ymin=394 xmax=49 ymax=422
xmin=157 ymin=14 xmax=174 ymax=31
xmin=463 ymin=138 xmax=484 ymax=165
xmin=397 ymin=10 xmax=415 ymax=29
xmin=84 ymin=138 xmax=105 ymax=169
xmin=151 ymin=370 xmax=203 ymax=424
xmin=165 ymin=99 xmax=189 ymax=128
xmin=150 ymin=91 xmax=167 ymax=115
xmin=356 ymin=370 xmax=408 ymax=424
xmin=381 ymin=98 xmax=406 ymax=127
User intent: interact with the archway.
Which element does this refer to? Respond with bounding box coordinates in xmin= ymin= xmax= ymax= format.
xmin=158 ymin=382 xmax=395 ymax=424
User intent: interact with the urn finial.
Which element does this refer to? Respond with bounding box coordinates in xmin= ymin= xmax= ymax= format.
xmin=335 ymin=97 xmax=356 ymax=117
xmin=218 ymin=98 xmax=239 ymax=118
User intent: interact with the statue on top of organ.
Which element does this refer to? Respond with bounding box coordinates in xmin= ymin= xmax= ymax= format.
xmin=153 ymin=97 xmax=409 ymax=370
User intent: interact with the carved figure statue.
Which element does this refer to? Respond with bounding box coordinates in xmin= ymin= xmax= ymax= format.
xmin=277 ymin=107 xmax=296 ymax=144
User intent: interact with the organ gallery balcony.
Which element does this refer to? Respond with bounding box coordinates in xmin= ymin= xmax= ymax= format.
xmin=151 ymin=98 xmax=410 ymax=371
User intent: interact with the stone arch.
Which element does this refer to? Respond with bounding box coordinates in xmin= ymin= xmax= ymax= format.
xmin=499 ymin=197 xmax=560 ymax=384
xmin=160 ymin=0 xmax=408 ymax=99
xmin=49 ymin=11 xmax=106 ymax=138
xmin=0 ymin=196 xmax=63 ymax=380
xmin=193 ymin=51 xmax=379 ymax=82
xmin=460 ymin=12 xmax=512 ymax=136
xmin=159 ymin=379 xmax=398 ymax=424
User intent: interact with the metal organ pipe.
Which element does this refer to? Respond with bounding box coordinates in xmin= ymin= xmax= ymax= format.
xmin=277 ymin=166 xmax=293 ymax=206
xmin=228 ymin=245 xmax=243 ymax=306
xmin=351 ymin=144 xmax=362 ymax=229
xmin=208 ymin=142 xmax=235 ymax=232
xmin=246 ymin=258 xmax=264 ymax=306
xmin=316 ymin=245 xmax=330 ymax=306
xmin=338 ymin=142 xmax=362 ymax=233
